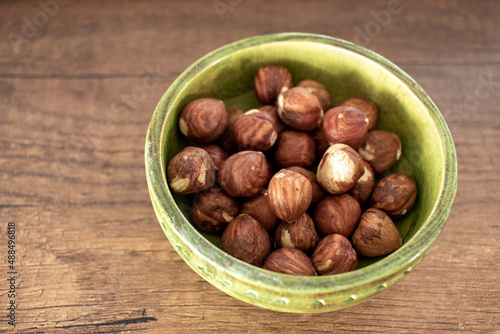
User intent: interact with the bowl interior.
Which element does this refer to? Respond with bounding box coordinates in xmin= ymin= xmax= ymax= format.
xmin=147 ymin=33 xmax=457 ymax=312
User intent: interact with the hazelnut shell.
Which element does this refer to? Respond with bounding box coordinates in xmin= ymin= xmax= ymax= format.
xmin=352 ymin=208 xmax=402 ymax=257
xmin=313 ymin=194 xmax=361 ymax=237
xmin=221 ymin=214 xmax=271 ymax=266
xmin=311 ymin=234 xmax=357 ymax=275
xmin=179 ymin=98 xmax=227 ymax=144
xmin=167 ymin=146 xmax=216 ymax=195
xmin=371 ymin=173 xmax=417 ymax=218
xmin=274 ymin=213 xmax=318 ymax=253
xmin=262 ymin=248 xmax=317 ymax=276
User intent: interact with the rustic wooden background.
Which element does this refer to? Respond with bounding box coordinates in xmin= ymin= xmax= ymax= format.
xmin=1 ymin=0 xmax=499 ymax=333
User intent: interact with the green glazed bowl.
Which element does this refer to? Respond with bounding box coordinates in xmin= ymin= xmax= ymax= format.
xmin=145 ymin=33 xmax=457 ymax=313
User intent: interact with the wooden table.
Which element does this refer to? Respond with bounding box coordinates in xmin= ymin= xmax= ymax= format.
xmin=1 ymin=1 xmax=499 ymax=333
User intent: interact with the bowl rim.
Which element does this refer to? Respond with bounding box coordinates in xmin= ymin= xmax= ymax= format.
xmin=145 ymin=32 xmax=458 ymax=309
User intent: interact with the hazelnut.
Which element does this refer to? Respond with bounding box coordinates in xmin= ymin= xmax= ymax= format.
xmin=233 ymin=109 xmax=278 ymax=151
xmin=339 ymin=97 xmax=378 ymax=130
xmin=258 ymin=105 xmax=286 ymax=133
xmin=347 ymin=160 xmax=375 ymax=203
xmin=313 ymin=194 xmax=361 ymax=237
xmin=218 ymin=108 xmax=244 ymax=153
xmin=273 ymin=130 xmax=316 ymax=168
xmin=311 ymin=234 xmax=357 ymax=275
xmin=201 ymin=144 xmax=228 ymax=171
xmin=371 ymin=173 xmax=417 ymax=218
xmin=191 ymin=188 xmax=239 ymax=234
xmin=297 ymin=80 xmax=333 ymax=111
xmin=221 ymin=214 xmax=271 ymax=266
xmin=286 ymin=166 xmax=326 ymax=204
xmin=277 ymin=86 xmax=324 ymax=131
xmin=167 ymin=146 xmax=216 ymax=195
xmin=310 ymin=125 xmax=330 ymax=160
xmin=323 ymin=106 xmax=369 ymax=150
xmin=316 ymin=143 xmax=365 ymax=194
xmin=179 ymin=98 xmax=227 ymax=144
xmin=262 ymin=248 xmax=317 ymax=276
xmin=275 ymin=213 xmax=318 ymax=253
xmin=241 ymin=189 xmax=279 ymax=234
xmin=358 ymin=130 xmax=402 ymax=174
xmin=254 ymin=65 xmax=293 ymax=105
xmin=352 ymin=208 xmax=402 ymax=257
xmin=218 ymin=151 xmax=269 ymax=198
xmin=267 ymin=169 xmax=313 ymax=223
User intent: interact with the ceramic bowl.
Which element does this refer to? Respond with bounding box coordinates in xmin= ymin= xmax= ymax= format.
xmin=145 ymin=33 xmax=457 ymax=313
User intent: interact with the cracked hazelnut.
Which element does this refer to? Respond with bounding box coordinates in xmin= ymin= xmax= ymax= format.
xmin=347 ymin=160 xmax=375 ymax=203
xmin=352 ymin=208 xmax=402 ymax=257
xmin=316 ymin=143 xmax=365 ymax=194
xmin=262 ymin=248 xmax=317 ymax=276
xmin=286 ymin=166 xmax=326 ymax=204
xmin=358 ymin=130 xmax=402 ymax=174
xmin=218 ymin=151 xmax=269 ymax=197
xmin=179 ymin=98 xmax=227 ymax=144
xmin=267 ymin=169 xmax=313 ymax=223
xmin=275 ymin=213 xmax=318 ymax=253
xmin=273 ymin=130 xmax=316 ymax=168
xmin=297 ymin=80 xmax=332 ymax=111
xmin=277 ymin=86 xmax=324 ymax=131
xmin=201 ymin=144 xmax=228 ymax=172
xmin=191 ymin=188 xmax=239 ymax=234
xmin=221 ymin=214 xmax=271 ymax=266
xmin=241 ymin=189 xmax=279 ymax=234
xmin=254 ymin=65 xmax=293 ymax=105
xmin=313 ymin=194 xmax=361 ymax=237
xmin=233 ymin=109 xmax=278 ymax=151
xmin=311 ymin=234 xmax=357 ymax=275
xmin=340 ymin=97 xmax=378 ymax=130
xmin=323 ymin=106 xmax=369 ymax=150
xmin=371 ymin=173 xmax=417 ymax=218
xmin=167 ymin=146 xmax=216 ymax=195
xmin=218 ymin=108 xmax=244 ymax=153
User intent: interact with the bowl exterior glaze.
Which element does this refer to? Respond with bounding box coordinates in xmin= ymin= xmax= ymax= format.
xmin=145 ymin=33 xmax=457 ymax=313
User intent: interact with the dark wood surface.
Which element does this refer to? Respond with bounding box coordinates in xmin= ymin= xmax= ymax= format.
xmin=1 ymin=0 xmax=499 ymax=333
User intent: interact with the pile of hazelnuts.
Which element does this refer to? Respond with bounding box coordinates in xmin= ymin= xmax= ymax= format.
xmin=167 ymin=65 xmax=418 ymax=276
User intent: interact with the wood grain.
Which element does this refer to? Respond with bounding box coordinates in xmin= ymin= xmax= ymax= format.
xmin=1 ymin=0 xmax=499 ymax=333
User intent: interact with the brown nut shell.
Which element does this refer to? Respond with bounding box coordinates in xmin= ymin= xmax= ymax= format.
xmin=340 ymin=97 xmax=378 ymax=130
xmin=179 ymin=98 xmax=227 ymax=144
xmin=191 ymin=188 xmax=239 ymax=234
xmin=262 ymin=248 xmax=317 ymax=276
xmin=258 ymin=105 xmax=286 ymax=133
xmin=277 ymin=86 xmax=324 ymax=131
xmin=241 ymin=189 xmax=280 ymax=234
xmin=233 ymin=109 xmax=278 ymax=152
xmin=358 ymin=130 xmax=402 ymax=174
xmin=218 ymin=108 xmax=244 ymax=153
xmin=218 ymin=151 xmax=269 ymax=197
xmin=323 ymin=106 xmax=369 ymax=150
xmin=371 ymin=173 xmax=417 ymax=218
xmin=167 ymin=146 xmax=216 ymax=195
xmin=273 ymin=130 xmax=316 ymax=168
xmin=254 ymin=65 xmax=293 ymax=105
xmin=221 ymin=214 xmax=271 ymax=266
xmin=275 ymin=213 xmax=318 ymax=253
xmin=297 ymin=80 xmax=333 ymax=111
xmin=267 ymin=169 xmax=313 ymax=223
xmin=313 ymin=194 xmax=361 ymax=237
xmin=311 ymin=234 xmax=357 ymax=275
xmin=286 ymin=166 xmax=326 ymax=204
xmin=352 ymin=208 xmax=402 ymax=257
xmin=316 ymin=143 xmax=365 ymax=194
xmin=201 ymin=144 xmax=228 ymax=171
xmin=347 ymin=160 xmax=375 ymax=203
xmin=310 ymin=125 xmax=330 ymax=160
